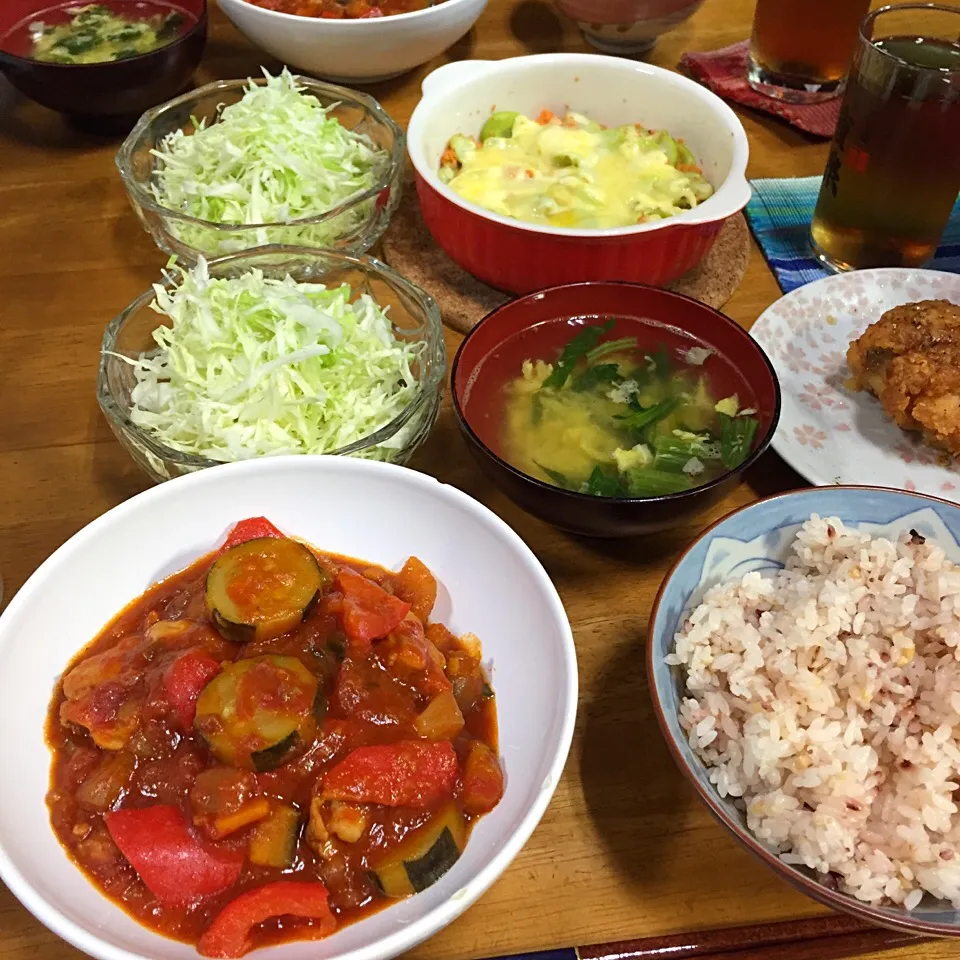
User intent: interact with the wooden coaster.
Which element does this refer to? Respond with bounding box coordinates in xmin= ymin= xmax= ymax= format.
xmin=382 ymin=175 xmax=751 ymax=334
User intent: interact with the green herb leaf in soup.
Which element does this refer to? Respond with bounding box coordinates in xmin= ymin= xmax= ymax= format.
xmin=534 ymin=462 xmax=575 ymax=490
xmin=719 ymin=412 xmax=760 ymax=470
xmin=541 ymin=319 xmax=614 ymax=390
xmin=583 ymin=466 xmax=624 ymax=497
xmin=499 ymin=320 xmax=763 ymax=499
xmin=573 ymin=363 xmax=621 ymax=393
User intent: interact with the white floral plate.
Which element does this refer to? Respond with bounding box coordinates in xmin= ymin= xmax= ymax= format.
xmin=751 ymin=267 xmax=960 ymax=498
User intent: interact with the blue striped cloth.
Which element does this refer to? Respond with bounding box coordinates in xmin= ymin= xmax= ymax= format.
xmin=744 ymin=175 xmax=960 ymax=293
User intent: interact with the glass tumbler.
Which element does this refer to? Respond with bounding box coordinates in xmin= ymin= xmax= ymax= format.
xmin=748 ymin=0 xmax=872 ymax=103
xmin=810 ymin=3 xmax=960 ymax=272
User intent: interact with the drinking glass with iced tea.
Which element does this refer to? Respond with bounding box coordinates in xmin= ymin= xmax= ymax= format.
xmin=811 ymin=3 xmax=960 ymax=272
xmin=748 ymin=0 xmax=872 ymax=102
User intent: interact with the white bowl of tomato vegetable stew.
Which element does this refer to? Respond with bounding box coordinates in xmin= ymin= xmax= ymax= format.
xmin=216 ymin=0 xmax=486 ymax=84
xmin=0 ymin=456 xmax=576 ymax=960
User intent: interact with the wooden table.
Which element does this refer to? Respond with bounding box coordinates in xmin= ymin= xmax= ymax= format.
xmin=2 ymin=1 xmax=958 ymax=958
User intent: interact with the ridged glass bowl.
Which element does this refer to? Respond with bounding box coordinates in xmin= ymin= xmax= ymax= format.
xmin=97 ymin=247 xmax=445 ymax=484
xmin=115 ymin=76 xmax=404 ymax=261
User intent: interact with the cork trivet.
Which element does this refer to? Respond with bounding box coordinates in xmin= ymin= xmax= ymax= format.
xmin=382 ymin=174 xmax=751 ymax=334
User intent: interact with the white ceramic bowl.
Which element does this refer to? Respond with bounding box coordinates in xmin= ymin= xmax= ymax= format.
xmin=216 ymin=0 xmax=487 ymax=84
xmin=406 ymin=54 xmax=751 ymax=292
xmin=0 ymin=457 xmax=577 ymax=960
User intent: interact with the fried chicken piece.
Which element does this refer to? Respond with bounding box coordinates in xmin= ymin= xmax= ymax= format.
xmin=880 ymin=344 xmax=960 ymax=453
xmin=847 ymin=300 xmax=960 ymax=397
xmin=846 ymin=300 xmax=960 ymax=454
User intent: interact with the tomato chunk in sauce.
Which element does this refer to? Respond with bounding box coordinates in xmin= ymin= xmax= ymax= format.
xmin=46 ymin=519 xmax=503 ymax=958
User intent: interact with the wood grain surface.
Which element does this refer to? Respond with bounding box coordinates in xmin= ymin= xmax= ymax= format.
xmin=2 ymin=1 xmax=960 ymax=959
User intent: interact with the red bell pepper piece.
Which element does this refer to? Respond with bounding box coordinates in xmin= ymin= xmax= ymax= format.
xmin=461 ymin=741 xmax=504 ymax=815
xmin=105 ymin=805 xmax=244 ymax=908
xmin=337 ymin=569 xmax=410 ymax=656
xmin=322 ymin=739 xmax=457 ymax=807
xmin=197 ymin=881 xmax=335 ymax=958
xmin=220 ymin=517 xmax=284 ymax=552
xmin=163 ymin=648 xmax=221 ymax=728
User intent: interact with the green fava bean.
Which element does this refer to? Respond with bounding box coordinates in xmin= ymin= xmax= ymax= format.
xmin=480 ymin=111 xmax=519 ymax=142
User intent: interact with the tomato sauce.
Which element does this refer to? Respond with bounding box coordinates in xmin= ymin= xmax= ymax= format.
xmin=45 ymin=524 xmax=502 ymax=957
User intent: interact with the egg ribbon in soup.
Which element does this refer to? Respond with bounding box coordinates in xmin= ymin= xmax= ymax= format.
xmin=500 ymin=321 xmax=761 ymax=498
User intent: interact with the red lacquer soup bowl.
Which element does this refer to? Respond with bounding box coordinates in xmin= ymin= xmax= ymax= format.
xmin=0 ymin=0 xmax=207 ymax=129
xmin=451 ymin=282 xmax=781 ymax=539
xmin=407 ymin=53 xmax=751 ymax=295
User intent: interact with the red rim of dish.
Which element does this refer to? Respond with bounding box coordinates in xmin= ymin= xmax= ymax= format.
xmin=646 ymin=484 xmax=960 ymax=936
xmin=450 ymin=281 xmax=783 ymax=506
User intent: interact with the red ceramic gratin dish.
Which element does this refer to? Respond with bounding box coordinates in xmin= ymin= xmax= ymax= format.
xmin=406 ymin=55 xmax=751 ymax=295
xmin=451 ymin=282 xmax=782 ymax=539
xmin=415 ymin=184 xmax=727 ymax=296
xmin=0 ymin=0 xmax=207 ymax=131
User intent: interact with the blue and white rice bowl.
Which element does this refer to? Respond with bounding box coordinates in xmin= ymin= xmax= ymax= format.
xmin=648 ymin=486 xmax=960 ymax=935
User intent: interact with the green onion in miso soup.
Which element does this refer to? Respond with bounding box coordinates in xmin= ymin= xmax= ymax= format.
xmin=500 ymin=321 xmax=762 ymax=498
xmin=27 ymin=3 xmax=189 ymax=64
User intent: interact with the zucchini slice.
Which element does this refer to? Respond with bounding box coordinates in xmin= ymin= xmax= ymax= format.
xmin=249 ymin=803 xmax=301 ymax=868
xmin=251 ymin=731 xmax=300 ymax=772
xmin=194 ymin=655 xmax=319 ymax=770
xmin=207 ymin=537 xmax=329 ymax=644
xmin=370 ymin=803 xmax=466 ymax=898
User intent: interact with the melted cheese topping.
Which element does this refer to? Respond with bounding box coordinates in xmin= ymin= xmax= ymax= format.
xmin=441 ymin=112 xmax=714 ymax=230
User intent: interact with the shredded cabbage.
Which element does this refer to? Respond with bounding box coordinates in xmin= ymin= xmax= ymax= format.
xmin=150 ymin=69 xmax=387 ymax=255
xmin=120 ymin=259 xmax=423 ymax=462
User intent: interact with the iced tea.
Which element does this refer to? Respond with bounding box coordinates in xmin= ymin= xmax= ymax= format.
xmin=748 ymin=0 xmax=871 ymax=102
xmin=810 ymin=4 xmax=960 ymax=271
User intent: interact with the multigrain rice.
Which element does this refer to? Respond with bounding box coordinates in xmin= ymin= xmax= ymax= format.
xmin=667 ymin=515 xmax=960 ymax=908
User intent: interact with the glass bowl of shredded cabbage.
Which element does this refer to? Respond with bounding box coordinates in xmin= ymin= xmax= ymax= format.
xmin=97 ymin=247 xmax=445 ymax=483
xmin=115 ymin=70 xmax=404 ymax=261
